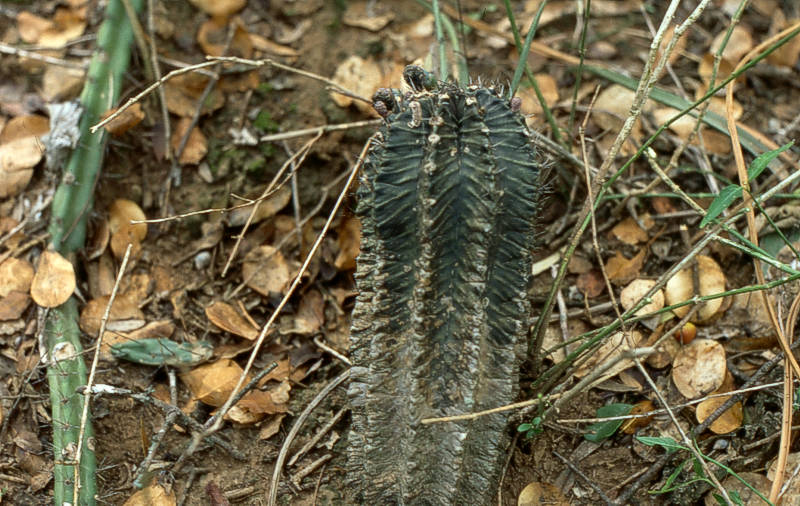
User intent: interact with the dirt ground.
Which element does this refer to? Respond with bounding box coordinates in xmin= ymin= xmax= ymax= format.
xmin=1 ymin=0 xmax=800 ymax=505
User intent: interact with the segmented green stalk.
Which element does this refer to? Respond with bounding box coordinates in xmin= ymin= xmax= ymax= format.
xmin=47 ymin=1 xmax=141 ymax=504
xmin=348 ymin=66 xmax=541 ymax=504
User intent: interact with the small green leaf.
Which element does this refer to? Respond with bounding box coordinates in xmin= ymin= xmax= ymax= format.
xmin=700 ymin=142 xmax=794 ymax=228
xmin=635 ymin=435 xmax=687 ymax=453
xmin=747 ymin=141 xmax=793 ymax=181
xmin=111 ymin=338 xmax=213 ymax=366
xmin=517 ymin=423 xmax=532 ymax=432
xmin=699 ymin=185 xmax=741 ymax=228
xmin=583 ymin=403 xmax=632 ymax=442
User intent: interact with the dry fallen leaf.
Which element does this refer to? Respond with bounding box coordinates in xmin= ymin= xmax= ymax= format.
xmin=188 ymin=0 xmax=246 ymax=18
xmin=517 ymin=482 xmax=569 ymax=506
xmin=695 ymin=371 xmax=742 ymax=434
xmin=102 ymin=103 xmax=145 ymax=136
xmin=710 ymin=24 xmax=753 ymax=63
xmin=287 ymin=290 xmax=324 ymax=335
xmin=242 ymin=245 xmax=291 ymax=296
xmin=335 ymin=216 xmax=361 ymax=271
xmin=171 ymin=117 xmax=207 ymax=165
xmin=0 ymin=257 xmax=35 ymax=320
xmin=0 ymin=291 xmax=31 ymax=321
xmin=0 ymin=257 xmax=35 ymax=296
xmin=620 ymin=279 xmax=664 ymax=317
xmin=259 ymin=414 xmax=285 ymax=440
xmin=226 ymin=185 xmax=292 ymax=227
xmin=108 ymin=199 xmax=147 ymax=241
xmin=42 ymin=65 xmax=85 ymax=102
xmin=206 ymin=300 xmax=259 ymax=340
xmin=576 ymin=269 xmax=605 ymax=298
xmin=516 ymin=73 xmax=559 ymax=117
xmin=180 ymin=358 xmax=245 ymax=407
xmin=197 ymin=17 xmax=253 ymax=58
xmin=79 ymin=293 xmax=145 ymax=336
xmin=30 ymin=250 xmax=75 ymax=308
xmin=123 ymin=482 xmax=176 ymax=506
xmin=620 ymin=399 xmax=655 ymax=434
xmin=343 ymin=1 xmax=395 ymax=31
xmin=163 ymin=74 xmax=225 ymax=117
xmin=611 ymin=216 xmax=649 ymax=245
xmin=767 ymin=453 xmax=800 ymax=503
xmin=664 ymin=255 xmax=726 ymax=322
xmin=330 ymin=55 xmax=382 ymax=114
xmin=605 ymin=248 xmax=646 ymax=285
xmin=573 ymin=330 xmax=643 ymax=381
xmin=0 ymin=114 xmax=50 ymax=143
xmin=672 ymin=338 xmax=726 ymax=399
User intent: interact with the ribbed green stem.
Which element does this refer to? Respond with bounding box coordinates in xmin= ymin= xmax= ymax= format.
xmin=46 ymin=1 xmax=142 ymax=504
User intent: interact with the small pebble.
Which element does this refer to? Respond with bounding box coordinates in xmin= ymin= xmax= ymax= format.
xmin=194 ymin=251 xmax=211 ymax=270
xmin=712 ymin=439 xmax=729 ymax=451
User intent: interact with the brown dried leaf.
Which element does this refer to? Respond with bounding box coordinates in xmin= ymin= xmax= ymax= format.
xmin=258 ymin=414 xmax=285 ymax=440
xmin=123 ymin=483 xmax=176 ymax=506
xmin=17 ymin=11 xmax=53 ymax=44
xmin=30 ymin=250 xmax=75 ymax=308
xmin=605 ymin=248 xmax=646 ymax=285
xmin=710 ymin=24 xmax=753 ymax=63
xmin=620 ymin=279 xmax=664 ymax=317
xmin=343 ymin=1 xmax=395 ymax=31
xmin=672 ymin=338 xmax=726 ymax=399
xmin=79 ymin=293 xmax=145 ymax=336
xmin=163 ymin=76 xmax=225 ymax=117
xmin=0 ymin=137 xmax=42 ymax=198
xmin=0 ymin=257 xmax=34 ymax=296
xmin=665 ymin=255 xmax=726 ymax=322
xmin=611 ymin=216 xmax=648 ymax=245
xmin=575 ymin=269 xmax=605 ymax=298
xmin=768 ymin=13 xmax=800 ymax=67
xmin=248 ymin=34 xmax=299 ymax=57
xmin=242 ymin=245 xmax=291 ymax=296
xmin=188 ymin=0 xmax=246 ymax=18
xmin=0 ymin=114 xmax=49 ymax=143
xmin=330 ymin=56 xmax=382 ymax=114
xmin=334 ymin=216 xmax=360 ymax=271
xmin=42 ymin=65 xmax=85 ymax=101
xmin=206 ymin=300 xmax=259 ymax=340
xmin=108 ymin=199 xmax=147 ymax=242
xmin=573 ymin=330 xmax=643 ymax=380
xmin=0 ymin=291 xmax=31 ymax=321
xmin=197 ymin=17 xmax=253 ymax=58
xmin=517 ymin=482 xmax=569 ymax=506
xmin=290 ymin=290 xmax=324 ymax=335
xmin=171 ymin=117 xmax=207 ymax=165
xmin=226 ymin=185 xmax=291 ymax=227
xmin=102 ymin=102 xmax=145 ymax=137
xmin=180 ymin=358 xmax=244 ymax=407
xmin=621 ymin=399 xmax=655 ymax=434
xmin=695 ymin=371 xmax=742 ymax=434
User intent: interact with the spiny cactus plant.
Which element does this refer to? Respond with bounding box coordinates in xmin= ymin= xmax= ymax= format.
xmin=348 ymin=65 xmax=542 ymax=505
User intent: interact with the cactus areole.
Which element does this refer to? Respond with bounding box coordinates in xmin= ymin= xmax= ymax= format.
xmin=347 ymin=65 xmax=542 ymax=505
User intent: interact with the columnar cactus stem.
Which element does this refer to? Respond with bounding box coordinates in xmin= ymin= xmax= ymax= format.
xmin=348 ymin=66 xmax=541 ymax=505
xmin=46 ymin=1 xmax=142 ymax=504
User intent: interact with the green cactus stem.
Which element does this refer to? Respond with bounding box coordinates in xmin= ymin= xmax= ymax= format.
xmin=45 ymin=1 xmax=142 ymax=504
xmin=348 ymin=65 xmax=542 ymax=505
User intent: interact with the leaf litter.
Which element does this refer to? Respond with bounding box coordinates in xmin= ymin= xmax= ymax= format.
xmin=1 ymin=0 xmax=799 ymax=503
